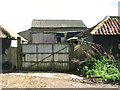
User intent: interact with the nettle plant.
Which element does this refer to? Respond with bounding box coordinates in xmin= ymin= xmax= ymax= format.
xmin=76 ymin=38 xmax=120 ymax=83
xmin=77 ymin=56 xmax=120 ymax=82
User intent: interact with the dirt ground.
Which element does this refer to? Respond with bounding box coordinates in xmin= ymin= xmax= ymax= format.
xmin=0 ymin=72 xmax=119 ymax=88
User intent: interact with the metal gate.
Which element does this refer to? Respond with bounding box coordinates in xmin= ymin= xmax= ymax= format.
xmin=21 ymin=43 xmax=73 ymax=71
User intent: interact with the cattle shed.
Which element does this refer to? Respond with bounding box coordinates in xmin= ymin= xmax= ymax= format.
xmin=0 ymin=25 xmax=28 ymax=67
xmin=68 ymin=16 xmax=120 ymax=58
xmin=90 ymin=16 xmax=120 ymax=56
xmin=24 ymin=19 xmax=87 ymax=43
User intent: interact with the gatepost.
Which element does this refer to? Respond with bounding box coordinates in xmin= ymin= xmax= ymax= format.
xmin=69 ymin=43 xmax=75 ymax=71
xmin=17 ymin=37 xmax=22 ymax=70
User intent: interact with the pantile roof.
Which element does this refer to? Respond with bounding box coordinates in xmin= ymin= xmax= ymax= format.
xmin=0 ymin=25 xmax=28 ymax=42
xmin=90 ymin=16 xmax=120 ymax=35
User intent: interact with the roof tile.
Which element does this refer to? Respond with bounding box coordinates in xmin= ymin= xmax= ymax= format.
xmin=91 ymin=16 xmax=120 ymax=35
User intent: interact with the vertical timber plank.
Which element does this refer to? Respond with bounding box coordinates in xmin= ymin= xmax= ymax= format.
xmin=69 ymin=43 xmax=75 ymax=71
xmin=17 ymin=37 xmax=22 ymax=70
xmin=36 ymin=44 xmax=38 ymax=70
xmin=30 ymin=29 xmax=32 ymax=43
xmin=52 ymin=44 xmax=55 ymax=71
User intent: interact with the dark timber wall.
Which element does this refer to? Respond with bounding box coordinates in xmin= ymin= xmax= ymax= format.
xmin=93 ymin=35 xmax=120 ymax=56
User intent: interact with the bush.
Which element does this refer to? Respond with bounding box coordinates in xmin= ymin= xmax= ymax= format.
xmin=2 ymin=61 xmax=12 ymax=70
xmin=77 ymin=56 xmax=120 ymax=82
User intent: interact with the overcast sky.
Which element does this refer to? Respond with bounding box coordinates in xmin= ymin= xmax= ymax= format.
xmin=0 ymin=0 xmax=119 ymax=33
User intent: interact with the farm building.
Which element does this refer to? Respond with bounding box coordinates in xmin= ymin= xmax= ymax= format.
xmin=18 ymin=29 xmax=31 ymax=42
xmin=90 ymin=16 xmax=120 ymax=56
xmin=0 ymin=25 xmax=28 ymax=67
xmin=18 ymin=20 xmax=87 ymax=43
xmin=74 ymin=16 xmax=120 ymax=56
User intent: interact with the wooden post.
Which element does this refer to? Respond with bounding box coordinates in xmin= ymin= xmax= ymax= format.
xmin=51 ymin=44 xmax=55 ymax=71
xmin=36 ymin=44 xmax=38 ymax=69
xmin=0 ymin=38 xmax=2 ymax=72
xmin=17 ymin=37 xmax=22 ymax=70
xmin=69 ymin=43 xmax=75 ymax=71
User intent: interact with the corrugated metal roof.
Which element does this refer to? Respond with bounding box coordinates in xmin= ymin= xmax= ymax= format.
xmin=31 ymin=19 xmax=87 ymax=28
xmin=0 ymin=25 xmax=28 ymax=42
xmin=90 ymin=16 xmax=120 ymax=35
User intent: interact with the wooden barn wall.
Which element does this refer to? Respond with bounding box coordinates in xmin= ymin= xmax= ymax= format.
xmin=2 ymin=38 xmax=11 ymax=54
xmin=93 ymin=35 xmax=120 ymax=56
xmin=0 ymin=38 xmax=2 ymax=71
xmin=0 ymin=38 xmax=17 ymax=66
xmin=7 ymin=47 xmax=17 ymax=66
xmin=0 ymin=38 xmax=2 ymax=55
xmin=31 ymin=32 xmax=56 ymax=43
xmin=30 ymin=27 xmax=87 ymax=44
xmin=1 ymin=38 xmax=11 ymax=63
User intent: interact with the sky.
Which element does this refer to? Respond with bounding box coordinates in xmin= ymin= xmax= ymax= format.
xmin=0 ymin=0 xmax=119 ymax=33
xmin=118 ymin=1 xmax=120 ymax=16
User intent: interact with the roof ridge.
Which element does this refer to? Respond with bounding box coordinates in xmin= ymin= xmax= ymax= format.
xmin=90 ymin=16 xmax=120 ymax=35
xmin=90 ymin=16 xmax=110 ymax=34
xmin=31 ymin=19 xmax=87 ymax=28
xmin=32 ymin=19 xmax=82 ymax=21
xmin=0 ymin=25 xmax=28 ymax=42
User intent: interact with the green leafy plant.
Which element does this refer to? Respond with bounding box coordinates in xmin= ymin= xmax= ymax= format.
xmin=77 ymin=56 xmax=120 ymax=82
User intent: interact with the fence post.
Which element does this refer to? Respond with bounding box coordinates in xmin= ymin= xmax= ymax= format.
xmin=51 ymin=44 xmax=55 ymax=71
xmin=69 ymin=43 xmax=75 ymax=71
xmin=17 ymin=37 xmax=22 ymax=70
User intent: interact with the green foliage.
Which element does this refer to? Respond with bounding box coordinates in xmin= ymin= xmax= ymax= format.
xmin=77 ymin=56 xmax=120 ymax=82
xmin=2 ymin=61 xmax=12 ymax=70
